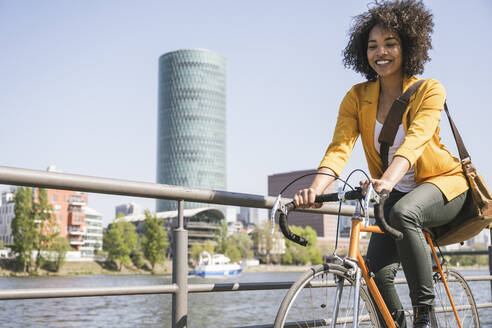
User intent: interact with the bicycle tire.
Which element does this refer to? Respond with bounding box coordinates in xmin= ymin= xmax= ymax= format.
xmin=431 ymin=268 xmax=480 ymax=327
xmin=274 ymin=263 xmax=382 ymax=327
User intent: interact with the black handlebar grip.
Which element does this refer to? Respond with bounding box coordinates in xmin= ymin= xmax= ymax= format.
xmin=278 ymin=202 xmax=308 ymax=247
xmin=374 ymin=190 xmax=404 ymax=240
xmin=314 ymin=188 xmax=364 ymax=203
xmin=315 ymin=193 xmax=339 ymax=203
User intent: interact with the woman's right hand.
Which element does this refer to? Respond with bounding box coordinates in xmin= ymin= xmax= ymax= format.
xmin=293 ymin=188 xmax=323 ymax=209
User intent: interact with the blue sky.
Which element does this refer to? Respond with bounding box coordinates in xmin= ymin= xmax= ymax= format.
xmin=1 ymin=1 xmax=491 ymax=226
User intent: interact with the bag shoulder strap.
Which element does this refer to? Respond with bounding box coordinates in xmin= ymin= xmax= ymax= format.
xmin=378 ymin=79 xmax=425 ymax=170
xmin=443 ymin=102 xmax=470 ymax=161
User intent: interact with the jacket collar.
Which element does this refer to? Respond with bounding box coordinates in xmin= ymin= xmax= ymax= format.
xmin=361 ymin=75 xmax=419 ymax=104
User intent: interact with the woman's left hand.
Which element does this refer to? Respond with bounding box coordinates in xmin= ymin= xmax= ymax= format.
xmin=360 ymin=178 xmax=394 ymax=194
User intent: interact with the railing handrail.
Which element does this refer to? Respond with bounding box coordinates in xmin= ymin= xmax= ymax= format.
xmin=0 ymin=165 xmax=363 ymax=216
xmin=1 ymin=276 xmax=491 ymax=299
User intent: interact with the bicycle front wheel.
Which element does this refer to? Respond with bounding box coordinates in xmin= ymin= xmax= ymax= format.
xmin=432 ymin=268 xmax=480 ymax=327
xmin=274 ymin=263 xmax=381 ymax=327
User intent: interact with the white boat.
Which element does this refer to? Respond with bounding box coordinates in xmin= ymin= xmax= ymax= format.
xmin=192 ymin=251 xmax=242 ymax=277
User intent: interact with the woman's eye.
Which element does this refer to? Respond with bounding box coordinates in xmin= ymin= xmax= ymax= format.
xmin=368 ymin=45 xmax=377 ymax=49
xmin=386 ymin=43 xmax=397 ymax=47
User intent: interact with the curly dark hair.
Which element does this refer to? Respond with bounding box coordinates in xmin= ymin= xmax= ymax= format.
xmin=343 ymin=0 xmax=434 ymax=81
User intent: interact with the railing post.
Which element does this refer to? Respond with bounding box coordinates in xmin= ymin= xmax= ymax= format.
xmin=172 ymin=200 xmax=188 ymax=328
xmin=489 ymin=228 xmax=492 ymax=301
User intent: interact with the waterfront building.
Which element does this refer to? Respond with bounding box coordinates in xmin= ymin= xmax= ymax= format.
xmin=81 ymin=207 xmax=104 ymax=256
xmin=0 ymin=167 xmax=104 ymax=255
xmin=0 ymin=190 xmax=15 ymax=245
xmin=115 ymin=202 xmax=142 ymax=217
xmin=43 ymin=189 xmax=89 ymax=251
xmin=156 ymin=49 xmax=227 ymax=212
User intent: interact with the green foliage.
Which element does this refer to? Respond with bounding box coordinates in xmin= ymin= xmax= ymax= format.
xmin=282 ymin=225 xmax=322 ymax=265
xmin=46 ymin=236 xmax=71 ymax=272
xmin=225 ymin=244 xmax=241 ymax=263
xmin=282 ymin=247 xmax=293 ymax=264
xmin=33 ymin=189 xmax=57 ymax=272
xmin=203 ymin=240 xmax=215 ymax=254
xmin=103 ymin=217 xmax=139 ymax=271
xmin=213 ymin=220 xmax=254 ymax=263
xmin=228 ymin=232 xmax=253 ymax=259
xmin=190 ymin=242 xmax=204 ymax=262
xmin=131 ymin=244 xmax=146 ymax=269
xmin=251 ymin=221 xmax=274 ymax=263
xmin=214 ymin=220 xmax=229 ymax=254
xmin=12 ymin=187 xmax=36 ymax=272
xmin=141 ymin=211 xmax=169 ymax=270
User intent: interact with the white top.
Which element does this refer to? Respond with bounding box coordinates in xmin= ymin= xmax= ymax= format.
xmin=374 ymin=120 xmax=417 ymax=193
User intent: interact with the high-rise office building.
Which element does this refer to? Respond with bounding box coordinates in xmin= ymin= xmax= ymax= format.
xmin=156 ymin=49 xmax=227 ymax=212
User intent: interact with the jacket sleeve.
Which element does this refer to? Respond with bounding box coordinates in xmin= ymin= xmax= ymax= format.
xmin=318 ymin=87 xmax=360 ymax=176
xmin=394 ymin=79 xmax=446 ymax=166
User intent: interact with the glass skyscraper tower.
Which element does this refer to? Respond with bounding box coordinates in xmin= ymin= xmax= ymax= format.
xmin=156 ymin=49 xmax=226 ymax=212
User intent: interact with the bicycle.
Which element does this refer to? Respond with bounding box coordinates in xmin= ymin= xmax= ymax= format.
xmin=271 ymin=178 xmax=480 ymax=328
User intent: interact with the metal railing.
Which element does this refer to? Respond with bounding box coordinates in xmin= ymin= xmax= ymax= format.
xmin=0 ymin=165 xmax=491 ymax=328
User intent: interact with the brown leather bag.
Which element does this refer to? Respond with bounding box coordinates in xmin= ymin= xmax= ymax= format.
xmin=430 ymin=103 xmax=492 ymax=246
xmin=379 ymin=81 xmax=492 ymax=246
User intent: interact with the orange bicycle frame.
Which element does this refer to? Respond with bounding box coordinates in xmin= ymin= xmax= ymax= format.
xmin=349 ymin=219 xmax=463 ymax=328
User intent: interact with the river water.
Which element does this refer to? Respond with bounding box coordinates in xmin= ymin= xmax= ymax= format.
xmin=0 ymin=270 xmax=490 ymax=327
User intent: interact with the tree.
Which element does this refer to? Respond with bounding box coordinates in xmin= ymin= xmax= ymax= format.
xmin=229 ymin=232 xmax=253 ymax=259
xmin=225 ymin=244 xmax=241 ymax=263
xmin=214 ymin=220 xmax=229 ymax=254
xmin=33 ymin=188 xmax=57 ymax=271
xmin=11 ymin=187 xmax=36 ymax=273
xmin=203 ymin=240 xmax=215 ymax=254
xmin=252 ymin=221 xmax=274 ymax=263
xmin=190 ymin=242 xmax=204 ymax=263
xmin=282 ymin=225 xmax=323 ymax=265
xmin=46 ymin=236 xmax=71 ymax=272
xmin=141 ymin=211 xmax=169 ymax=271
xmin=103 ymin=215 xmax=139 ymax=271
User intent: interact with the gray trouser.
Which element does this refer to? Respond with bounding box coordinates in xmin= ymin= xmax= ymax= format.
xmin=366 ymin=183 xmax=467 ymax=327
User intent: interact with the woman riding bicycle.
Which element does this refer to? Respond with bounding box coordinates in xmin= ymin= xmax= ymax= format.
xmin=293 ymin=1 xmax=468 ymax=327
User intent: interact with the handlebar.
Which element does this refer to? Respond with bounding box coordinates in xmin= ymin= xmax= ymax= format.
xmin=275 ymin=187 xmax=403 ymax=247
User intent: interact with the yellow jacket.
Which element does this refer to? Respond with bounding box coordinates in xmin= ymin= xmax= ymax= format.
xmin=319 ymin=76 xmax=468 ymax=201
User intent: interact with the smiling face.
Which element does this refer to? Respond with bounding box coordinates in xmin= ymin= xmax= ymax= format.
xmin=367 ymin=24 xmax=403 ymax=79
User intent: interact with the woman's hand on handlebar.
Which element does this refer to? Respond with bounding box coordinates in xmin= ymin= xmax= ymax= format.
xmin=293 ymin=188 xmax=323 ymax=209
xmin=360 ymin=178 xmax=394 ymax=195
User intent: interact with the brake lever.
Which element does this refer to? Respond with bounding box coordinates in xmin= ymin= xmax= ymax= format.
xmin=363 ymin=184 xmax=379 ymax=223
xmin=270 ymin=194 xmax=282 ymax=235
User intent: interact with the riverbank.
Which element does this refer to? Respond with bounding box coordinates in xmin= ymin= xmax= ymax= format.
xmin=0 ymin=260 xmax=488 ymax=277
xmin=0 ymin=260 xmax=173 ymax=277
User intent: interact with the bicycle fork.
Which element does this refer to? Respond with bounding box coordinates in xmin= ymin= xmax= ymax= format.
xmin=330 ymin=261 xmax=361 ymax=328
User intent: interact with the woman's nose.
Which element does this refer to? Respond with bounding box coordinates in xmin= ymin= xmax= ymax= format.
xmin=376 ymin=46 xmax=387 ymax=56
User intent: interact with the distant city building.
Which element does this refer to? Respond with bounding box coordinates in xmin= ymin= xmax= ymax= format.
xmin=225 ymin=206 xmax=238 ymax=223
xmin=115 ymin=202 xmax=142 ymax=217
xmin=249 ymin=208 xmax=260 ymax=226
xmin=81 ymin=207 xmax=104 ymax=256
xmin=237 ymin=207 xmax=250 ymax=224
xmin=0 ymin=190 xmax=15 ymax=244
xmin=227 ymin=221 xmax=244 ymax=236
xmin=156 ymin=49 xmax=227 ymax=212
xmin=42 ymin=188 xmax=89 ymax=251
